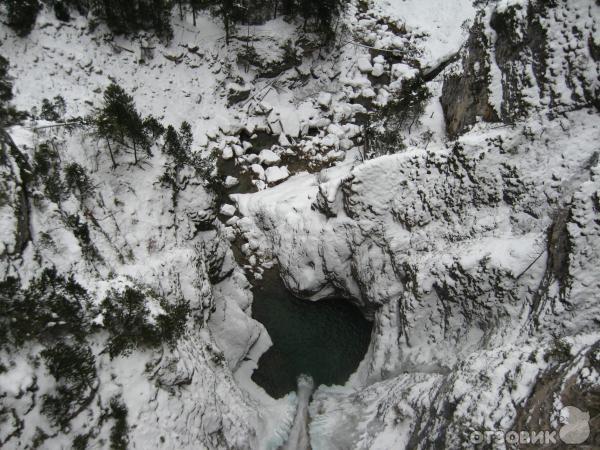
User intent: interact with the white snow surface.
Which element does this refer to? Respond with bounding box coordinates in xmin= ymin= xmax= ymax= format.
xmin=1 ymin=0 xmax=600 ymax=449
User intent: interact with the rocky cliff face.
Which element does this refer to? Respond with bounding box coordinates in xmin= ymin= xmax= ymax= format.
xmin=0 ymin=130 xmax=31 ymax=257
xmin=231 ymin=0 xmax=600 ymax=448
xmin=1 ymin=0 xmax=599 ymax=449
xmin=0 ymin=122 xmax=273 ymax=448
xmin=442 ymin=0 xmax=600 ymax=136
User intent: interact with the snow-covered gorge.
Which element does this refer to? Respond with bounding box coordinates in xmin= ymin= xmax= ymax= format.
xmin=234 ymin=109 xmax=600 ymax=448
xmin=231 ymin=0 xmax=600 ymax=447
xmin=1 ymin=0 xmax=600 ymax=448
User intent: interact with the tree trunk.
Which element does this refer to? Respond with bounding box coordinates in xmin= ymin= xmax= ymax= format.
xmin=106 ymin=139 xmax=117 ymax=169
xmin=224 ymin=16 xmax=230 ymax=45
xmin=192 ymin=7 xmax=196 ymax=27
xmin=133 ymin=141 xmax=138 ymax=165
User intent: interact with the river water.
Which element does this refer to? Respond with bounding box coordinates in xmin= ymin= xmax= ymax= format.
xmin=250 ymin=269 xmax=372 ymax=398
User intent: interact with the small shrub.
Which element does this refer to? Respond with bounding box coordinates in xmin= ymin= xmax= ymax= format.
xmin=102 ymin=287 xmax=158 ymax=357
xmin=41 ymin=341 xmax=97 ymax=429
xmin=65 ymin=214 xmax=99 ymax=260
xmin=0 ymin=268 xmax=91 ymax=347
xmin=72 ymin=434 xmax=91 ymax=450
xmin=64 ymin=162 xmax=95 ymax=198
xmin=544 ymin=337 xmax=572 ymax=364
xmin=39 ymin=96 xmax=66 ymax=121
xmin=32 ymin=143 xmax=59 ymax=178
xmin=4 ymin=0 xmax=41 ymax=36
xmin=109 ymin=398 xmax=129 ymax=450
xmin=190 ymin=150 xmax=217 ymax=185
xmin=157 ymin=298 xmax=190 ymax=346
xmin=53 ymin=0 xmax=71 ymax=21
xmin=0 ymin=55 xmax=12 ymax=104
xmin=101 ymin=286 xmax=189 ymax=357
xmin=0 ymin=55 xmax=25 ymax=126
xmin=363 ymin=76 xmax=431 ymax=159
xmin=32 ymin=142 xmax=67 ymax=203
xmin=43 ymin=172 xmax=67 ymax=203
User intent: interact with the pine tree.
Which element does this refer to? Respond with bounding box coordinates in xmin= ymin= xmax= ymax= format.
xmin=3 ymin=0 xmax=41 ymax=36
xmin=93 ymin=83 xmax=152 ymax=167
xmin=163 ymin=125 xmax=186 ymax=166
xmin=0 ymin=56 xmax=13 ymax=125
xmin=40 ymin=96 xmax=66 ymax=121
xmin=189 ymin=0 xmax=204 ymax=26
xmin=179 ymin=121 xmax=193 ymax=153
xmin=91 ymin=0 xmax=172 ymax=39
xmin=201 ymin=0 xmax=244 ymax=44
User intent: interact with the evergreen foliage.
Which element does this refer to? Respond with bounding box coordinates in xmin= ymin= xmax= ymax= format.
xmin=363 ymin=76 xmax=431 ymax=159
xmin=101 ymin=286 xmax=190 ymax=358
xmin=39 ymin=95 xmax=66 ymax=121
xmin=93 ymin=83 xmax=159 ymax=167
xmin=41 ymin=341 xmax=97 ymax=429
xmin=52 ymin=0 xmax=71 ymax=21
xmin=64 ymin=162 xmax=95 ymax=199
xmin=0 ymin=268 xmax=91 ymax=347
xmin=0 ymin=55 xmax=26 ymax=125
xmin=0 ymin=268 xmax=189 ymax=431
xmin=2 ymin=0 xmax=343 ymax=43
xmin=0 ymin=56 xmax=12 ymax=105
xmin=161 ymin=120 xmax=216 ymax=188
xmin=2 ymin=0 xmax=41 ymax=36
xmin=162 ymin=121 xmax=192 ymax=167
xmin=109 ymin=398 xmax=129 ymax=450
xmin=91 ymin=0 xmax=173 ymax=39
xmin=33 ymin=142 xmax=66 ymax=203
xmin=199 ymin=0 xmax=342 ymax=43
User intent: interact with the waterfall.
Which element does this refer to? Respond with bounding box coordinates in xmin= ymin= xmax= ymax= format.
xmin=282 ymin=375 xmax=315 ymax=450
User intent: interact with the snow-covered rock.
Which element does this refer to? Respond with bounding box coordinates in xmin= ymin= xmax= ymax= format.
xmin=391 ymin=63 xmax=418 ymax=81
xmin=321 ymin=134 xmax=339 ymax=148
xmin=280 ymin=112 xmax=300 ymax=138
xmin=371 ymin=63 xmax=385 ymax=77
xmin=227 ymin=82 xmax=252 ymax=105
xmin=2 ymin=1 xmax=600 ymax=449
xmin=264 ymin=166 xmax=290 ymax=184
xmin=278 ymin=133 xmax=291 ymax=146
xmin=357 ymin=56 xmax=373 ymax=73
xmin=222 ymin=146 xmax=234 ymax=160
xmin=233 ymin=144 xmax=245 ymax=156
xmin=251 ymin=164 xmax=266 ymax=180
xmin=258 ymin=149 xmax=281 ymax=166
xmin=317 ymin=92 xmax=332 ymax=108
xmin=224 ymin=176 xmax=239 ymax=187
xmin=220 ymin=204 xmax=237 ymax=217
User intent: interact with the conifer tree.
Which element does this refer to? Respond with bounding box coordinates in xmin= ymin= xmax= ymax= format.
xmin=201 ymin=0 xmax=244 ymax=44
xmin=0 ymin=55 xmax=13 ymax=122
xmin=162 ymin=123 xmax=190 ymax=167
xmin=93 ymin=83 xmax=153 ymax=167
xmin=189 ymin=0 xmax=204 ymax=26
xmin=3 ymin=0 xmax=41 ymax=36
xmin=91 ymin=0 xmax=173 ymax=39
xmin=179 ymin=121 xmax=193 ymax=153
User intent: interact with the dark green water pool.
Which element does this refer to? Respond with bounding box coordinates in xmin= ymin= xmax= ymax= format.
xmin=251 ymin=270 xmax=372 ymax=398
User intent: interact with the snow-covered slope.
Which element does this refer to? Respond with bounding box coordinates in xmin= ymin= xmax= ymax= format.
xmin=1 ymin=0 xmax=599 ymax=449
xmin=232 ymin=0 xmax=600 ymax=448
